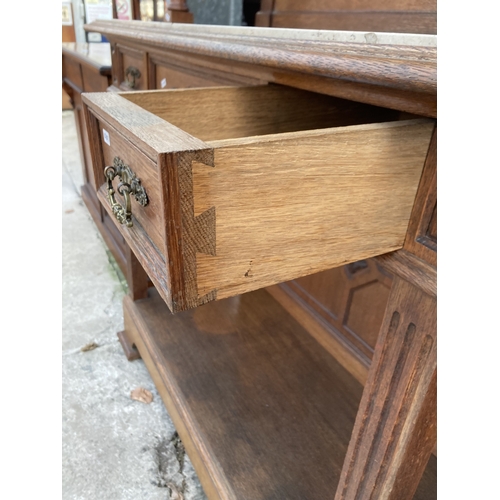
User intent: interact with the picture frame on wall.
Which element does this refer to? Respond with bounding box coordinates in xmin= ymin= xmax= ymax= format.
xmin=62 ymin=2 xmax=73 ymax=26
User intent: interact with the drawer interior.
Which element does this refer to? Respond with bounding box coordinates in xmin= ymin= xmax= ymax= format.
xmin=120 ymin=84 xmax=400 ymax=142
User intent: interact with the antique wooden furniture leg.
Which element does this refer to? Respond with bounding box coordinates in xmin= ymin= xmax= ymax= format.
xmin=117 ymin=330 xmax=141 ymax=361
xmin=125 ymin=245 xmax=149 ymax=301
xmin=334 ymin=276 xmax=436 ymax=499
xmin=117 ymin=246 xmax=150 ymax=361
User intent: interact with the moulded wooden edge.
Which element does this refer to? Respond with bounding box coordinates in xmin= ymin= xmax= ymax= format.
xmin=83 ymin=20 xmax=436 ymax=94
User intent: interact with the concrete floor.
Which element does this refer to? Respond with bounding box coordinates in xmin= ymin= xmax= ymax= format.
xmin=62 ymin=110 xmax=206 ymax=500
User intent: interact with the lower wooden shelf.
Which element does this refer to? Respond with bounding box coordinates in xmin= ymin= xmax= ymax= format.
xmin=123 ymin=287 xmax=435 ymax=499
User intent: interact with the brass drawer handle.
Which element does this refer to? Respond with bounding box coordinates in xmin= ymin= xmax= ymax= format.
xmin=104 ymin=157 xmax=149 ymax=228
xmin=125 ymin=66 xmax=141 ymax=88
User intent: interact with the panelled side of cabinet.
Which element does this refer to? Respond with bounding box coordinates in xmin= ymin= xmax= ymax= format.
xmin=269 ymin=259 xmax=394 ymax=384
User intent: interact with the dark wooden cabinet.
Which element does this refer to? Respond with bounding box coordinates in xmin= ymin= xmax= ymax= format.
xmin=78 ymin=19 xmax=437 ymax=499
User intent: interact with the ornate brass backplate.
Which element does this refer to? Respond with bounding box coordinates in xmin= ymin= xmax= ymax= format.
xmin=104 ymin=157 xmax=149 ymax=227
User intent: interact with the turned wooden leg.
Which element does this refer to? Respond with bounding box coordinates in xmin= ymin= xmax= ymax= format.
xmin=335 ymin=276 xmax=437 ymax=500
xmin=125 ymin=245 xmax=150 ymax=301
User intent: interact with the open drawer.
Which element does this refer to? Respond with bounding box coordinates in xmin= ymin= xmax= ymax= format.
xmin=82 ymin=85 xmax=435 ymax=312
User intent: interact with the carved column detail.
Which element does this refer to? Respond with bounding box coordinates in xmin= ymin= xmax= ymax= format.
xmin=335 ymin=276 xmax=437 ymax=500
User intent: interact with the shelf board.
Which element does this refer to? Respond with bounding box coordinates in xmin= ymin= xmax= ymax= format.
xmin=124 ymin=287 xmax=436 ymax=499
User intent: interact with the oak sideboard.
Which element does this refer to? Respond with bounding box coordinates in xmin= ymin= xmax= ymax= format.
xmin=79 ymin=20 xmax=437 ymax=500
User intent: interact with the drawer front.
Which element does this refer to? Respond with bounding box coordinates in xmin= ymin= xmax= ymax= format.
xmin=150 ymin=58 xmax=255 ymax=90
xmin=62 ymin=55 xmax=83 ymax=90
xmin=154 ymin=64 xmax=230 ymax=90
xmin=83 ymin=86 xmax=435 ymax=313
xmin=111 ymin=44 xmax=147 ymax=91
xmin=95 ymin=118 xmax=166 ymax=258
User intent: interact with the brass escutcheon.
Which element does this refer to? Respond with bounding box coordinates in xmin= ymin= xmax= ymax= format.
xmin=104 ymin=157 xmax=149 ymax=228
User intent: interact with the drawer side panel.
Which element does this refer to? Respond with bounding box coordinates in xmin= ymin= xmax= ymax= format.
xmin=194 ymin=119 xmax=435 ymax=300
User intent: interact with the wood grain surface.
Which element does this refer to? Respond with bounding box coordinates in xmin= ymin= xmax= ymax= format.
xmin=85 ymin=20 xmax=436 ymax=116
xmin=125 ymin=287 xmax=364 ymax=499
xmin=82 ymin=91 xmax=209 ymax=162
xmin=335 ymin=276 xmax=437 ymax=500
xmin=194 ymin=119 xmax=435 ymax=301
xmin=404 ymin=127 xmax=437 ymax=265
xmin=375 ymin=249 xmax=436 ymax=297
xmin=276 ymin=257 xmax=394 ymax=374
xmin=267 ymin=283 xmax=370 ymax=385
xmin=97 ymin=186 xmax=173 ymax=309
xmin=85 ymin=21 xmax=436 ymax=92
xmin=84 ymin=88 xmax=435 ymax=312
xmin=123 ymin=286 xmax=436 ymax=499
xmin=96 ymin=117 xmax=166 ymax=255
xmin=121 ymin=85 xmax=399 ymax=141
xmin=149 ymin=50 xmax=261 ymax=90
xmin=257 ymin=0 xmax=436 ymax=34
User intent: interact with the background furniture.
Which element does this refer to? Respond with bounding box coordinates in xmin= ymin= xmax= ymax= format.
xmin=62 ymin=43 xmax=129 ymax=274
xmin=112 ymin=0 xmax=194 ymax=23
xmin=255 ymin=0 xmax=437 ymax=33
xmin=81 ymin=20 xmax=437 ymax=499
xmin=62 ymin=2 xmax=76 ymax=42
xmin=63 ymin=1 xmax=195 ymax=274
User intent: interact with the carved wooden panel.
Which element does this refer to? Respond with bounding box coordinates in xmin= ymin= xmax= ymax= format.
xmin=284 ymin=258 xmax=393 ymax=366
xmin=111 ymin=43 xmax=148 ymax=91
xmin=149 ymin=57 xmax=250 ymax=90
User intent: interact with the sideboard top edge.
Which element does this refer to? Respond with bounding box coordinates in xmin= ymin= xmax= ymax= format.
xmin=85 ymin=20 xmax=436 ymax=47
